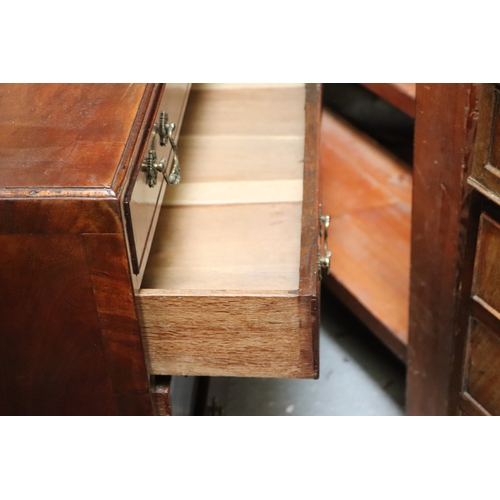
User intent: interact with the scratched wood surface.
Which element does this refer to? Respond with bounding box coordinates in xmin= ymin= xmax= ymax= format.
xmin=125 ymin=83 xmax=191 ymax=286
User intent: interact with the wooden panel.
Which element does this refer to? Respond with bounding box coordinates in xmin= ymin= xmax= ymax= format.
xmin=407 ymin=84 xmax=481 ymax=416
xmin=469 ymin=84 xmax=500 ymax=203
xmin=472 ymin=213 xmax=500 ymax=319
xmin=0 ymin=198 xmax=122 ymax=235
xmin=142 ymin=203 xmax=302 ymax=291
xmin=321 ymin=111 xmax=412 ymax=217
xmin=463 ymin=319 xmax=500 ymax=415
xmin=0 ymin=84 xmax=148 ymax=190
xmin=301 ymin=84 xmax=322 ymax=301
xmin=320 ymin=109 xmax=411 ymax=361
xmin=138 ymin=293 xmax=316 ymax=378
xmin=453 ymin=203 xmax=500 ymax=418
xmin=362 ymin=83 xmax=416 ymax=118
xmin=126 ymin=84 xmax=191 ymax=280
xmin=446 ymin=190 xmax=487 ymax=415
xmin=326 ymin=204 xmax=411 ymax=360
xmin=176 ymin=136 xmax=304 ymax=184
xmin=181 ymin=85 xmax=306 ymax=136
xmin=0 ymin=234 xmax=118 ymax=415
xmin=84 ymin=233 xmax=153 ymax=415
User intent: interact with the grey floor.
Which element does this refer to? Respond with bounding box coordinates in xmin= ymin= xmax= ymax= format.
xmin=171 ymin=287 xmax=406 ymax=416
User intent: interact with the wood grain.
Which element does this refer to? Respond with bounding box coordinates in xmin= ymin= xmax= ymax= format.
xmin=175 ymin=136 xmax=305 ymax=184
xmin=469 ymin=85 xmax=500 ymax=202
xmin=142 ymin=203 xmax=302 ymax=291
xmin=449 ymin=105 xmax=500 ymax=416
xmin=84 ymin=233 xmax=153 ymax=415
xmin=0 ymin=198 xmax=122 ymax=234
xmin=181 ymin=85 xmax=306 ymax=136
xmin=321 ymin=110 xmax=412 ymax=217
xmin=0 ymin=84 xmax=148 ymax=190
xmin=406 ymin=84 xmax=480 ymax=416
xmin=0 ymin=234 xmax=118 ymax=415
xmin=462 ymin=319 xmax=500 ymax=415
xmin=138 ymin=292 xmax=317 ymax=378
xmin=320 ymin=109 xmax=411 ymax=360
xmin=0 ymin=84 xmax=166 ymax=415
xmin=325 ymin=204 xmax=411 ymax=360
xmin=302 ymin=83 xmax=322 ymax=299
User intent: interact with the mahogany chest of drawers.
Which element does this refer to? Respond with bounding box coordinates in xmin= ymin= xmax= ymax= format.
xmin=0 ymin=83 xmax=321 ymax=415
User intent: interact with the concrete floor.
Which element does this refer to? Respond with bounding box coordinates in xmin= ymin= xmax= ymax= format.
xmin=170 ymin=287 xmax=407 ymax=416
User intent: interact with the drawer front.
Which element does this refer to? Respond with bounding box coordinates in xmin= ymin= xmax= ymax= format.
xmin=124 ymin=84 xmax=191 ymax=287
xmin=462 ymin=319 xmax=500 ymax=415
xmin=469 ymin=84 xmax=500 ymax=201
xmin=461 ymin=208 xmax=500 ymax=416
xmin=472 ymin=213 xmax=500 ymax=317
xmin=137 ymin=84 xmax=321 ymax=379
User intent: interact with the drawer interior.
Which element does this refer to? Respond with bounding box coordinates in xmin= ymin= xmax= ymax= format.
xmin=137 ymin=83 xmax=320 ymax=379
xmin=142 ymin=83 xmax=305 ymax=292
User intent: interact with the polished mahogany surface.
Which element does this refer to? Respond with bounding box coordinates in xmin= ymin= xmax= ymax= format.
xmin=0 ymin=84 xmax=156 ymax=415
xmin=0 ymin=84 xmax=147 ymax=190
xmin=0 ymin=233 xmax=118 ymax=415
xmin=407 ymin=84 xmax=480 ymax=415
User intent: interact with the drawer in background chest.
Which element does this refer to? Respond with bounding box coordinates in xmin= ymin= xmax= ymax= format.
xmin=461 ymin=208 xmax=500 ymax=416
xmin=469 ymin=84 xmax=500 ymax=202
xmin=136 ymin=83 xmax=321 ymax=379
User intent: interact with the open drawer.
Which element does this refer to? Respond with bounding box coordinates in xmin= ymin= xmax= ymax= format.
xmin=136 ymin=83 xmax=321 ymax=379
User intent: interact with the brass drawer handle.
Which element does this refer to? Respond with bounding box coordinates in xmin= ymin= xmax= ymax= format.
xmin=142 ymin=111 xmax=180 ymax=188
xmin=318 ymin=205 xmax=331 ymax=280
xmin=159 ymin=111 xmax=180 ymax=185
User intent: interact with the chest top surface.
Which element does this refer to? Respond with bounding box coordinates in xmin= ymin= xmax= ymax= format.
xmin=0 ymin=84 xmax=148 ymax=192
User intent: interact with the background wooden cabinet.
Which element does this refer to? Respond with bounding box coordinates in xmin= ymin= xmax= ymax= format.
xmin=321 ymin=83 xmax=500 ymax=416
